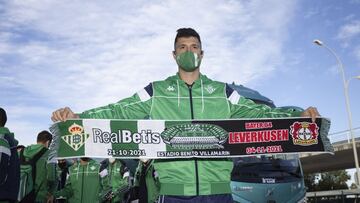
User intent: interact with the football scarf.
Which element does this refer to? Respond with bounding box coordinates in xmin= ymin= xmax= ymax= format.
xmin=49 ymin=117 xmax=333 ymax=159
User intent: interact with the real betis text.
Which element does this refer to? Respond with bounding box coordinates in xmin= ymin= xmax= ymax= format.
xmin=93 ymin=129 xmax=161 ymax=144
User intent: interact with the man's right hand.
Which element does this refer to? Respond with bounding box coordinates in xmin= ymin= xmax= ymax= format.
xmin=51 ymin=107 xmax=79 ymax=122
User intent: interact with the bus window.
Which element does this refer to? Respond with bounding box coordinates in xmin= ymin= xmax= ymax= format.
xmin=231 ymin=154 xmax=306 ymax=203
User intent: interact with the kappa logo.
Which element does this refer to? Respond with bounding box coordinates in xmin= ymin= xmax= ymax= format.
xmin=61 ymin=123 xmax=90 ymax=151
xmin=167 ymin=85 xmax=175 ymax=91
xmin=205 ymin=85 xmax=215 ymax=94
xmin=290 ymin=122 xmax=319 ymax=146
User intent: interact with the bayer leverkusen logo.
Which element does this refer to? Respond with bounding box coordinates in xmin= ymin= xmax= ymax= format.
xmin=61 ymin=123 xmax=89 ymax=151
xmin=290 ymin=122 xmax=319 ymax=146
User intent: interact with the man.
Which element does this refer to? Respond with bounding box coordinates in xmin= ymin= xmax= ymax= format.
xmin=99 ymin=158 xmax=131 ymax=203
xmin=56 ymin=159 xmax=70 ymax=190
xmin=55 ymin=158 xmax=101 ymax=203
xmin=52 ymin=28 xmax=320 ymax=203
xmin=16 ymin=145 xmax=25 ymax=152
xmin=19 ymin=130 xmax=56 ymax=203
xmin=54 ymin=159 xmax=72 ymax=203
xmin=0 ymin=108 xmax=20 ymax=203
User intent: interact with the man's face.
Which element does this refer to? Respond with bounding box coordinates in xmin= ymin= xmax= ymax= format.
xmin=173 ymin=36 xmax=203 ymax=59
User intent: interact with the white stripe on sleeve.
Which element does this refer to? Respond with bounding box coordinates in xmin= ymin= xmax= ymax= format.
xmin=228 ymin=91 xmax=241 ymax=104
xmin=137 ymin=88 xmax=151 ymax=102
xmin=0 ymin=146 xmax=11 ymax=156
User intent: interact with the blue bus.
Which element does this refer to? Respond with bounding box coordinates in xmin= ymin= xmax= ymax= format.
xmin=231 ymin=154 xmax=306 ymax=203
xmin=229 ymin=83 xmax=306 ymax=203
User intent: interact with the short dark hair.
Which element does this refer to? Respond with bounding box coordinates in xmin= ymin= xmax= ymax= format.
xmin=37 ymin=130 xmax=53 ymax=143
xmin=174 ymin=28 xmax=202 ymax=50
xmin=0 ymin=107 xmax=7 ymax=127
xmin=16 ymin=145 xmax=25 ymax=151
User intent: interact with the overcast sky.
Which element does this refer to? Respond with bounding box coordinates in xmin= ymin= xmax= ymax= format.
xmin=1 ymin=0 xmax=360 ymax=150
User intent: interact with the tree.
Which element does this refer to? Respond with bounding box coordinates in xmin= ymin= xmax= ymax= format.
xmin=304 ymin=173 xmax=318 ymax=192
xmin=316 ymin=170 xmax=350 ymax=191
xmin=350 ymin=183 xmax=358 ymax=189
xmin=304 ymin=170 xmax=351 ymax=191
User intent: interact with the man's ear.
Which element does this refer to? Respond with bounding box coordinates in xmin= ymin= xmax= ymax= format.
xmin=46 ymin=140 xmax=51 ymax=148
xmin=172 ymin=51 xmax=177 ymax=59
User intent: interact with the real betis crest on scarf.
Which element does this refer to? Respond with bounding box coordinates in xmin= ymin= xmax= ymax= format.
xmin=49 ymin=117 xmax=333 ymax=159
xmin=61 ymin=123 xmax=89 ymax=151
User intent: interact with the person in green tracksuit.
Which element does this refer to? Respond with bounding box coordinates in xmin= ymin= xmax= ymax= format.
xmin=99 ymin=158 xmax=131 ymax=203
xmin=54 ymin=159 xmax=73 ymax=203
xmin=55 ymin=158 xmax=101 ymax=203
xmin=132 ymin=160 xmax=159 ymax=203
xmin=20 ymin=130 xmax=56 ymax=203
xmin=0 ymin=108 xmax=20 ymax=203
xmin=51 ymin=28 xmax=320 ymax=203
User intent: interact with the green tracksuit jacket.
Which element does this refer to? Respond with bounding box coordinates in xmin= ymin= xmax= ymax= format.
xmin=0 ymin=127 xmax=19 ymax=203
xmin=80 ymin=73 xmax=301 ymax=198
xmin=99 ymin=160 xmax=130 ymax=203
xmin=21 ymin=144 xmax=56 ymax=203
xmin=55 ymin=159 xmax=101 ymax=203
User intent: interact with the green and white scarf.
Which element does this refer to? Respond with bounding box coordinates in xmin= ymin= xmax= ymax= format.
xmin=49 ymin=117 xmax=333 ymax=160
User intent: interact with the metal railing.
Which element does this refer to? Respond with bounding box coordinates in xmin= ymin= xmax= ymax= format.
xmin=328 ymin=127 xmax=360 ymax=145
xmin=307 ymin=189 xmax=360 ymax=203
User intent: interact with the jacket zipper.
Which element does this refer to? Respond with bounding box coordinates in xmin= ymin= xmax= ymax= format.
xmin=188 ymin=84 xmax=195 ymax=119
xmin=187 ymin=84 xmax=199 ymax=196
xmin=81 ymin=166 xmax=84 ymax=203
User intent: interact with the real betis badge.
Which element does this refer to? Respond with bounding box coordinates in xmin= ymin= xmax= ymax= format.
xmin=61 ymin=123 xmax=90 ymax=151
xmin=161 ymin=123 xmax=228 ymax=149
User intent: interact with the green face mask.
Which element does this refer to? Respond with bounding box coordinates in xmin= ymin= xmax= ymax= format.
xmin=176 ymin=51 xmax=202 ymax=72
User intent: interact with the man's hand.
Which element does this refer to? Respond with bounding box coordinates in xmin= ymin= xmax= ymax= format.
xmin=51 ymin=107 xmax=79 ymax=122
xmin=300 ymin=107 xmax=320 ymax=122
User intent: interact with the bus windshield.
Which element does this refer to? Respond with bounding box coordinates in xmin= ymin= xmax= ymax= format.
xmin=231 ymin=154 xmax=302 ymax=184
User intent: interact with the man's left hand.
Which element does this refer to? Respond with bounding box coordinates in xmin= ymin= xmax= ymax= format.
xmin=301 ymin=107 xmax=320 ymax=122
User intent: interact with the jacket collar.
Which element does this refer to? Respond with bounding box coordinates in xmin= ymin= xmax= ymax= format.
xmin=170 ymin=72 xmax=208 ymax=86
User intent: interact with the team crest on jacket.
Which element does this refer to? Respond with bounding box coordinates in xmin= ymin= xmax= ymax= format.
xmin=161 ymin=123 xmax=228 ymax=149
xmin=290 ymin=122 xmax=319 ymax=146
xmin=61 ymin=123 xmax=90 ymax=151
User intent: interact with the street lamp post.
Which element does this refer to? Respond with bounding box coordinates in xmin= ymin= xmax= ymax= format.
xmin=313 ymin=39 xmax=360 ymax=186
